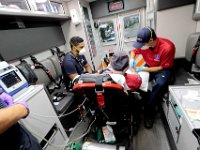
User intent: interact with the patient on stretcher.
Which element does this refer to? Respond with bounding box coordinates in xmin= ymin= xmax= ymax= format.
xmin=72 ymin=51 xmax=141 ymax=93
xmin=72 ymin=51 xmax=142 ymax=137
xmin=101 ymin=51 xmax=142 ymax=92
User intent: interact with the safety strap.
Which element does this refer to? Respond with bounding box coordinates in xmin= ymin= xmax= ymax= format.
xmin=95 ymin=76 xmax=105 ymax=108
xmin=191 ymin=35 xmax=200 ymax=63
xmin=47 ymin=56 xmax=63 ymax=87
xmin=56 ymin=47 xmax=65 ymax=60
xmin=49 ymin=47 xmax=65 ymax=87
xmin=30 ymin=55 xmax=60 ymax=88
xmin=50 ymin=47 xmax=65 ymax=63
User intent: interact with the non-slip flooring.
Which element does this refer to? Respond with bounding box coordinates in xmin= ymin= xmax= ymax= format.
xmin=132 ymin=113 xmax=172 ymax=150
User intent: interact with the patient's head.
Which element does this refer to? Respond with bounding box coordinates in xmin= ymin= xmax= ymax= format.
xmin=111 ymin=51 xmax=129 ymax=74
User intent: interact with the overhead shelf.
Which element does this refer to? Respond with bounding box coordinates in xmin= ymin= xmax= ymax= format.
xmin=0 ymin=8 xmax=71 ymax=21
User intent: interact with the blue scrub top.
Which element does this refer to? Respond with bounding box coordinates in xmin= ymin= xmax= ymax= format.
xmin=62 ymin=52 xmax=88 ymax=89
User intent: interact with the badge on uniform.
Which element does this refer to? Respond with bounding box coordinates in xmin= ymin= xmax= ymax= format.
xmin=154 ymin=54 xmax=160 ymax=61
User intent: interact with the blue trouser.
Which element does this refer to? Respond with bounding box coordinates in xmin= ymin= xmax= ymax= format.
xmin=0 ymin=123 xmax=42 ymax=150
xmin=145 ymin=69 xmax=172 ymax=115
xmin=0 ymin=99 xmax=42 ymax=150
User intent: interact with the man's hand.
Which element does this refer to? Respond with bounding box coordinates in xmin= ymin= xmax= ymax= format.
xmin=129 ymin=59 xmax=135 ymax=68
xmin=136 ymin=67 xmax=143 ymax=72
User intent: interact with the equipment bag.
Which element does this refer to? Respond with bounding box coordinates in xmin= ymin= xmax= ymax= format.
xmin=16 ymin=59 xmax=38 ymax=85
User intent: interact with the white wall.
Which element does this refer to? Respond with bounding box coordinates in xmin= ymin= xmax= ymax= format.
xmin=156 ymin=4 xmax=196 ymax=58
xmin=61 ymin=0 xmax=85 ymax=51
xmin=196 ymin=21 xmax=200 ymax=32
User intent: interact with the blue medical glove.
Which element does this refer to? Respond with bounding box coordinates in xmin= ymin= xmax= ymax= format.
xmin=129 ymin=59 xmax=135 ymax=68
xmin=136 ymin=67 xmax=143 ymax=72
xmin=0 ymin=92 xmax=14 ymax=107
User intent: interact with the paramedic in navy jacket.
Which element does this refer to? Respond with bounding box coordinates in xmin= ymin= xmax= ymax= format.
xmin=130 ymin=27 xmax=175 ymax=129
xmin=0 ymin=91 xmax=42 ymax=150
xmin=62 ymin=36 xmax=93 ymax=89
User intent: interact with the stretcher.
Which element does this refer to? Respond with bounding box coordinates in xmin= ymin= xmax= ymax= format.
xmin=72 ymin=74 xmax=134 ymax=149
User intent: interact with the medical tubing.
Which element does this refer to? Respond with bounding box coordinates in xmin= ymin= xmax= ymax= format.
xmin=66 ymin=116 xmax=96 ymax=146
xmin=29 ymin=98 xmax=88 ymax=118
xmin=19 ymin=123 xmax=68 ymax=150
xmin=20 ymin=114 xmax=96 ymax=149
xmin=21 ymin=97 xmax=90 ymax=149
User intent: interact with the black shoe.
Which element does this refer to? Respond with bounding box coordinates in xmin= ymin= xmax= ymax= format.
xmin=144 ymin=116 xmax=154 ymax=129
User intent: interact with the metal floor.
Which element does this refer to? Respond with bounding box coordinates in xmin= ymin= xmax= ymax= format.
xmin=66 ymin=112 xmax=172 ymax=150
xmin=132 ymin=113 xmax=171 ymax=150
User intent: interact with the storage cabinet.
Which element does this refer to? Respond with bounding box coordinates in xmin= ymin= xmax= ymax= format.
xmin=162 ymin=85 xmax=200 ymax=150
xmin=161 ymin=94 xmax=169 ymax=117
xmin=13 ymin=85 xmax=68 ymax=150
xmin=0 ymin=0 xmax=69 ymax=21
xmin=167 ymin=100 xmax=181 ymax=143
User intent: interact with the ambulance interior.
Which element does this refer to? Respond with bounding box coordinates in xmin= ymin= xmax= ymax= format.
xmin=0 ymin=0 xmax=200 ymax=150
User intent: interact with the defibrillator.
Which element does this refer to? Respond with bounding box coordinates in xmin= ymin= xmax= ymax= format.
xmin=0 ymin=61 xmax=28 ymax=95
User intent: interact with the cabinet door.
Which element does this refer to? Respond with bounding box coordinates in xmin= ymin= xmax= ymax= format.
xmin=20 ymin=89 xmax=57 ymax=141
xmin=177 ymin=118 xmax=199 ymax=150
xmin=19 ymin=87 xmax=68 ymax=143
xmin=43 ymin=128 xmax=67 ymax=150
xmin=168 ymin=101 xmax=181 ymax=143
xmin=161 ymin=94 xmax=169 ymax=117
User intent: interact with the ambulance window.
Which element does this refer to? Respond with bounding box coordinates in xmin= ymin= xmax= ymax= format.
xmin=50 ymin=1 xmax=64 ymax=14
xmin=0 ymin=0 xmax=29 ymax=10
xmin=123 ymin=14 xmax=140 ymax=41
xmin=99 ymin=21 xmax=116 ymax=44
xmin=30 ymin=0 xmax=52 ymax=12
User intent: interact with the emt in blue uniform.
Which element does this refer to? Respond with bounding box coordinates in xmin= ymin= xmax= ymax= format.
xmin=62 ymin=36 xmax=93 ymax=89
xmin=0 ymin=91 xmax=42 ymax=150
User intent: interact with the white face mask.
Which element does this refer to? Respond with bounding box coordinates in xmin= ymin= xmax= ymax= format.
xmin=140 ymin=45 xmax=149 ymax=50
xmin=79 ymin=48 xmax=86 ymax=55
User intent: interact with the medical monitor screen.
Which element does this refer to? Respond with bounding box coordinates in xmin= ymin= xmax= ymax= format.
xmin=1 ymin=71 xmax=21 ymax=88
